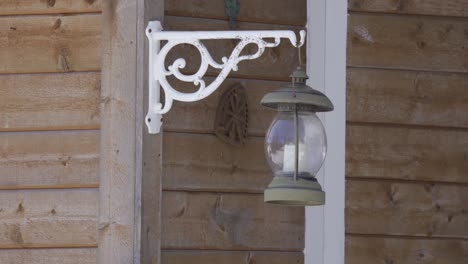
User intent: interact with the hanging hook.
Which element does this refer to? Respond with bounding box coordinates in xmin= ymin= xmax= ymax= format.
xmin=297 ymin=30 xmax=306 ymax=48
xmin=298 ymin=47 xmax=302 ymax=66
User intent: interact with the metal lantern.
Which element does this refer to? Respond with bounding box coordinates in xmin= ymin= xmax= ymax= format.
xmin=261 ymin=66 xmax=334 ymax=206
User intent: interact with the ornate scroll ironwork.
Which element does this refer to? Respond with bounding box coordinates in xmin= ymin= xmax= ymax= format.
xmin=145 ymin=20 xmax=305 ymax=134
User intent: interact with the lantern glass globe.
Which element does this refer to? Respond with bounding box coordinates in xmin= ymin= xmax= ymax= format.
xmin=264 ymin=111 xmax=327 ymax=177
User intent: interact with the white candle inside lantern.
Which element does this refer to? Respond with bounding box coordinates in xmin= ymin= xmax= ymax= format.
xmin=283 ymin=143 xmax=307 ymax=172
xmin=283 ymin=143 xmax=295 ymax=172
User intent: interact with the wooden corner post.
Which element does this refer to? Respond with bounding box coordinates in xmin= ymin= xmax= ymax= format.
xmin=99 ymin=0 xmax=164 ymax=263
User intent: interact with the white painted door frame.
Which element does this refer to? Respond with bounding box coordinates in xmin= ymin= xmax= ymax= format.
xmin=305 ymin=0 xmax=347 ymax=263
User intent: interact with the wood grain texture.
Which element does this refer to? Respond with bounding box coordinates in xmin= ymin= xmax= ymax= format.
xmin=140 ymin=131 xmax=163 ymax=264
xmin=0 ymin=130 xmax=98 ymax=189
xmin=0 ymin=0 xmax=102 ymax=15
xmin=346 ymin=236 xmax=468 ymax=264
xmin=164 ymin=16 xmax=305 ymax=81
xmin=137 ymin=1 xmax=164 ymax=263
xmin=347 ymin=13 xmax=468 ymax=72
xmin=349 ymin=0 xmax=468 ymax=17
xmin=0 ymin=248 xmax=96 ymax=264
xmin=98 ymin=0 xmax=139 ymax=263
xmin=0 ymin=189 xmax=97 ymax=248
xmin=164 ymin=78 xmax=280 ymax=135
xmin=165 ymin=0 xmax=306 ymax=26
xmin=0 ymin=72 xmax=100 ymax=131
xmin=163 ymin=133 xmax=270 ymax=193
xmin=347 ymin=68 xmax=468 ymax=128
xmin=0 ymin=14 xmax=100 ymax=74
xmin=162 ymin=250 xmax=303 ymax=264
xmin=161 ymin=191 xmax=304 ymax=251
xmin=346 ymin=124 xmax=468 ymax=183
xmin=346 ymin=180 xmax=468 ymax=238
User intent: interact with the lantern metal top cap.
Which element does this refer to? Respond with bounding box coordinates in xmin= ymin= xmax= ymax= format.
xmin=261 ymin=66 xmax=334 ymax=112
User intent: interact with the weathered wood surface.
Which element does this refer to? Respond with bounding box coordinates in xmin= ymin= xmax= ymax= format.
xmin=0 ymin=189 xmax=97 ymax=248
xmin=140 ymin=131 xmax=163 ymax=264
xmin=168 ymin=69 xmax=468 ymax=134
xmin=161 ymin=191 xmax=304 ymax=251
xmin=98 ymin=0 xmax=142 ymax=263
xmin=162 ymin=250 xmax=303 ymax=264
xmin=346 ymin=1 xmax=468 ymax=262
xmin=137 ymin=0 xmax=164 ymax=263
xmin=164 ymin=78 xmax=280 ymax=135
xmin=165 ymin=16 xmax=305 ymax=81
xmin=346 ymin=236 xmax=468 ymax=264
xmin=165 ymin=123 xmax=468 ymax=193
xmin=0 ymin=72 xmax=100 ymax=131
xmin=349 ymin=0 xmax=468 ymax=17
xmin=163 ymin=133 xmax=270 ymax=193
xmin=165 ymin=0 xmax=306 ymax=26
xmin=347 ymin=68 xmax=468 ymax=128
xmin=0 ymin=14 xmax=100 ymax=74
xmin=348 ymin=13 xmax=468 ymax=72
xmin=5 ymin=67 xmax=467 ymax=134
xmin=346 ymin=180 xmax=468 ymax=238
xmin=0 ymin=0 xmax=102 ymax=15
xmin=0 ymin=248 xmax=97 ymax=264
xmin=346 ymin=124 xmax=468 ymax=183
xmin=0 ymin=131 xmax=98 ymax=189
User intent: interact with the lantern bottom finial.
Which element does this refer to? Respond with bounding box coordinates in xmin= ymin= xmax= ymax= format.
xmin=264 ymin=176 xmax=325 ymax=206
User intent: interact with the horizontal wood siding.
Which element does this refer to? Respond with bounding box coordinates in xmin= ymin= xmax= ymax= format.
xmin=0 ymin=3 xmax=102 ymax=263
xmin=347 ymin=68 xmax=468 ymax=128
xmin=349 ymin=0 xmax=468 ymax=17
xmin=348 ymin=13 xmax=468 ymax=72
xmin=162 ymin=250 xmax=304 ymax=264
xmin=0 ymin=189 xmax=98 ymax=248
xmin=0 ymin=248 xmax=97 ymax=264
xmin=346 ymin=124 xmax=468 ymax=183
xmin=0 ymin=131 xmax=99 ymax=189
xmin=346 ymin=236 xmax=468 ymax=264
xmin=165 ymin=0 xmax=306 ymax=26
xmin=164 ymin=125 xmax=468 ymax=195
xmin=161 ymin=191 xmax=304 ymax=251
xmin=0 ymin=0 xmax=102 ymax=15
xmin=347 ymin=3 xmax=468 ymax=263
xmin=164 ymin=133 xmax=269 ymax=193
xmin=0 ymin=189 xmax=302 ymax=252
xmin=0 ymin=72 xmax=100 ymax=131
xmin=162 ymin=2 xmax=306 ymax=263
xmin=0 ymin=14 xmax=101 ymax=74
xmin=346 ymin=180 xmax=468 ymax=238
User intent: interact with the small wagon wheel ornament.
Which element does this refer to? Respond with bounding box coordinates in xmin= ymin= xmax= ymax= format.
xmin=214 ymin=83 xmax=249 ymax=146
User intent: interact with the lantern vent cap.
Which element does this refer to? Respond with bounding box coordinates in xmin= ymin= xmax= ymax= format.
xmin=261 ymin=66 xmax=334 ymax=112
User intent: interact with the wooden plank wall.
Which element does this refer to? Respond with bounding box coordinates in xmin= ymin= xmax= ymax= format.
xmin=346 ymin=1 xmax=468 ymax=263
xmin=161 ymin=1 xmax=307 ymax=263
xmin=4 ymin=1 xmax=467 ymax=264
xmin=0 ymin=1 xmax=102 ymax=263
xmin=0 ymin=1 xmax=306 ymax=263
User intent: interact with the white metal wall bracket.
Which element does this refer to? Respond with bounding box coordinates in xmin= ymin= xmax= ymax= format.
xmin=145 ymin=20 xmax=306 ymax=134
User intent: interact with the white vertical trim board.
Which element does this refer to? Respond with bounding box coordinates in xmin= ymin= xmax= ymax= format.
xmin=305 ymin=0 xmax=347 ymax=264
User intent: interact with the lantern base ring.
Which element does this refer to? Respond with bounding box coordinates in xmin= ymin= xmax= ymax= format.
xmin=264 ymin=176 xmax=325 ymax=206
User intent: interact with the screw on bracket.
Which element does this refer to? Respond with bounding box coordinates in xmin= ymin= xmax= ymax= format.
xmin=224 ymin=0 xmax=240 ymax=30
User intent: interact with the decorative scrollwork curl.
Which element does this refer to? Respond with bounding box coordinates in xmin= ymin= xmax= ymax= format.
xmin=145 ymin=21 xmax=305 ymax=134
xmin=154 ymin=36 xmax=292 ymax=115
